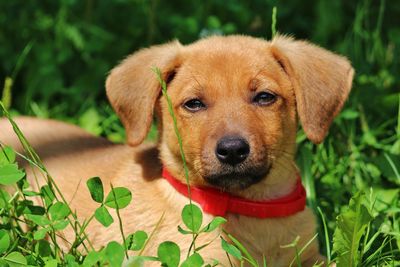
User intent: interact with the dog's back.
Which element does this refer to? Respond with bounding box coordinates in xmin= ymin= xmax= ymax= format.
xmin=0 ymin=117 xmax=112 ymax=158
xmin=0 ymin=117 xmax=132 ymax=208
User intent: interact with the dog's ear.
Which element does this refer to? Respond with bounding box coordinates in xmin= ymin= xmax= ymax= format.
xmin=271 ymin=35 xmax=354 ymax=144
xmin=106 ymin=41 xmax=182 ymax=146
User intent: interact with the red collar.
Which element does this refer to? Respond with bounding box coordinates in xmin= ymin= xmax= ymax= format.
xmin=162 ymin=168 xmax=306 ymax=218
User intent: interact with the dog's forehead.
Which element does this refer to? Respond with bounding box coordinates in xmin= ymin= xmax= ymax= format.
xmin=179 ymin=36 xmax=279 ymax=80
xmin=183 ymin=36 xmax=271 ymax=64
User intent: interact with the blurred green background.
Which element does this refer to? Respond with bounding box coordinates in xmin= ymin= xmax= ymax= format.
xmin=1 ymin=0 xmax=399 ymax=258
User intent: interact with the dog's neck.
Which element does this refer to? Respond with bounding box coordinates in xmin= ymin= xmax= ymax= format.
xmin=235 ymin=157 xmax=300 ymax=200
xmin=161 ymin=167 xmax=306 ymax=218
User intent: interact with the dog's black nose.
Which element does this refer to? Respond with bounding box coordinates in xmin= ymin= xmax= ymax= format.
xmin=215 ymin=136 xmax=250 ymax=165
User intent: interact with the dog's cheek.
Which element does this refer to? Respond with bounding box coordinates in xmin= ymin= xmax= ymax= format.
xmin=266 ymin=102 xmax=297 ymax=160
xmin=180 ymin=117 xmax=203 ymax=162
xmin=158 ymin=104 xmax=180 ymax=156
xmin=279 ymin=95 xmax=298 ymax=148
xmin=163 ymin=110 xmax=201 ymax=164
xmin=252 ymin=104 xmax=290 ymax=161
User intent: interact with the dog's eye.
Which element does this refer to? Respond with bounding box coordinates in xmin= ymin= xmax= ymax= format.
xmin=183 ymin=99 xmax=206 ymax=112
xmin=252 ymin=91 xmax=277 ymax=106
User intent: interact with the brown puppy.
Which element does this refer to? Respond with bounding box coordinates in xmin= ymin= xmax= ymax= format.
xmin=0 ymin=35 xmax=354 ymax=266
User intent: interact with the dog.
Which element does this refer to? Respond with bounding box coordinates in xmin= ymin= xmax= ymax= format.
xmin=0 ymin=35 xmax=354 ymax=266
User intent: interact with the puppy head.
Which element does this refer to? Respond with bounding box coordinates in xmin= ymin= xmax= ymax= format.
xmin=106 ymin=35 xmax=354 ymax=197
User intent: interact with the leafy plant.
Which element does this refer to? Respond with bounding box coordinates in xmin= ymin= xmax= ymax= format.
xmin=333 ymin=192 xmax=374 ymax=266
xmin=1 ymin=0 xmax=400 ymax=265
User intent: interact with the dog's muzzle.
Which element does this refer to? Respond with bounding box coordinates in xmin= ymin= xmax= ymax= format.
xmin=204 ymin=166 xmax=269 ymax=190
xmin=202 ymin=135 xmax=269 ymax=190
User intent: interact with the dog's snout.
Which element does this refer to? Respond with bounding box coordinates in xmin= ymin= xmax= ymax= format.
xmin=215 ymin=136 xmax=250 ymax=165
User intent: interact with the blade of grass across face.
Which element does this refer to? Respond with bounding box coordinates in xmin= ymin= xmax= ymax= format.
xmin=153 ymin=67 xmax=197 ymax=256
xmin=152 ymin=68 xmax=192 ymax=198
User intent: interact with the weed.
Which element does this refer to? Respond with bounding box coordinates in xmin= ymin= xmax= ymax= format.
xmin=1 ymin=0 xmax=400 ymax=266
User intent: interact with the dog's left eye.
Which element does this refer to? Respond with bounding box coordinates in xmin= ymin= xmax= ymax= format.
xmin=252 ymin=91 xmax=277 ymax=106
xmin=183 ymin=99 xmax=206 ymax=112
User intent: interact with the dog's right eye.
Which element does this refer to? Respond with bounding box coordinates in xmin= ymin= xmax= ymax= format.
xmin=183 ymin=99 xmax=206 ymax=112
xmin=252 ymin=91 xmax=277 ymax=106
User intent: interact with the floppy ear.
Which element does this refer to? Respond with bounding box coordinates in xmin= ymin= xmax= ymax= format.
xmin=271 ymin=35 xmax=354 ymax=144
xmin=106 ymin=41 xmax=182 ymax=146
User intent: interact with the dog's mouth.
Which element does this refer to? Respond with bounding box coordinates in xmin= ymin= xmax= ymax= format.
xmin=203 ymin=166 xmax=270 ymax=191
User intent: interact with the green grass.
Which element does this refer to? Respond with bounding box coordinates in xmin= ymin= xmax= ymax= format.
xmin=1 ymin=0 xmax=400 ymax=266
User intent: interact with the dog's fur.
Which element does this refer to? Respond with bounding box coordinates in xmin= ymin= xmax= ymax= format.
xmin=0 ymin=35 xmax=354 ymax=266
